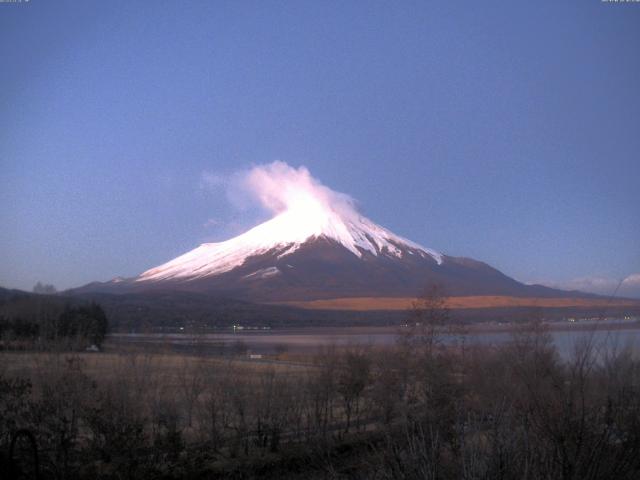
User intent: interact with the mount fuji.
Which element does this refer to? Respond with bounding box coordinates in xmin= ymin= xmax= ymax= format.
xmin=74 ymin=181 xmax=578 ymax=303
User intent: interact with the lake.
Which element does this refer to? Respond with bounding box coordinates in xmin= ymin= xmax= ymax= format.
xmin=109 ymin=321 xmax=640 ymax=359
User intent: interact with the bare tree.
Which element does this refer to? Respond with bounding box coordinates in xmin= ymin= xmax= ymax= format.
xmin=337 ymin=348 xmax=371 ymax=432
xmin=177 ymin=356 xmax=206 ymax=428
xmin=401 ymin=283 xmax=451 ymax=355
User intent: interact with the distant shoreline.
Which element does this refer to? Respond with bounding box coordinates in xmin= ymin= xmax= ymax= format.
xmin=109 ymin=319 xmax=640 ymax=338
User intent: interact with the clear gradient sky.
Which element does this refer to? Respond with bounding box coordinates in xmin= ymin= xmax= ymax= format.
xmin=1 ymin=1 xmax=639 ymax=295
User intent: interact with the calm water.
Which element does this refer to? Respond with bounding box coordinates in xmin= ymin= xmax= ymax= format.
xmin=110 ymin=323 xmax=640 ymax=359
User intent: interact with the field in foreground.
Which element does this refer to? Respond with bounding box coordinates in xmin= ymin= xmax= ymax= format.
xmin=3 ymin=321 xmax=640 ymax=479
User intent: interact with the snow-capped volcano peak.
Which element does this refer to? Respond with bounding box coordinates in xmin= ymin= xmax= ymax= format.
xmin=136 ymin=162 xmax=441 ymax=283
xmin=137 ymin=198 xmax=442 ymax=283
xmin=74 ymin=163 xmax=605 ymax=304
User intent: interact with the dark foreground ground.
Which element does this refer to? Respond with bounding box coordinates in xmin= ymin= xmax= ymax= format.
xmin=2 ymin=320 xmax=640 ymax=479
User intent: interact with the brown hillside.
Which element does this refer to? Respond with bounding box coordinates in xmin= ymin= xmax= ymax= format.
xmin=275 ymin=296 xmax=640 ymax=311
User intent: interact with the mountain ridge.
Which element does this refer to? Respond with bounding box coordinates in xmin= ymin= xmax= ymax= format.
xmin=69 ymin=193 xmax=611 ymax=303
xmin=72 ymin=236 xmax=596 ymax=302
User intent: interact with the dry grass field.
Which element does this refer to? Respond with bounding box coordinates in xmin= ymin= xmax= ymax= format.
xmin=4 ymin=325 xmax=640 ymax=479
xmin=276 ymin=295 xmax=640 ymax=311
xmin=0 ymin=350 xmax=307 ymax=391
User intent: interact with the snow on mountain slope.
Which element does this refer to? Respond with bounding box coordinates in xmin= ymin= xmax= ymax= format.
xmin=137 ymin=198 xmax=442 ymax=283
xmin=71 ymin=163 xmax=611 ymax=304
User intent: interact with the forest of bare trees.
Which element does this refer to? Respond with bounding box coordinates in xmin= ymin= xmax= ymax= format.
xmin=2 ymin=315 xmax=640 ymax=479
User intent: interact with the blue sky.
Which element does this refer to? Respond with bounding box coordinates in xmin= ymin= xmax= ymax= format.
xmin=1 ymin=0 xmax=639 ymax=295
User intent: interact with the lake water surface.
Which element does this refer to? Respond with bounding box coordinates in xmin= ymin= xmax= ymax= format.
xmin=110 ymin=322 xmax=640 ymax=359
